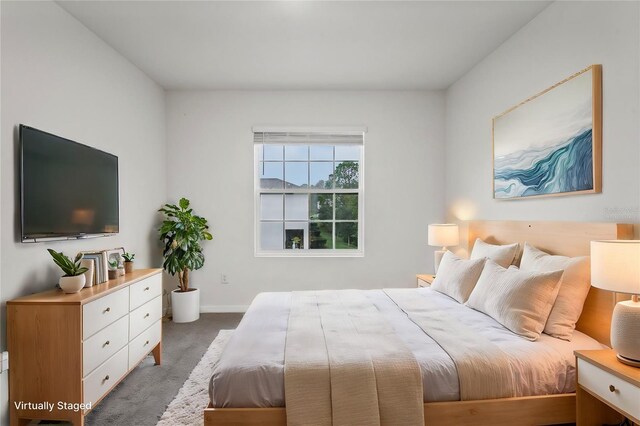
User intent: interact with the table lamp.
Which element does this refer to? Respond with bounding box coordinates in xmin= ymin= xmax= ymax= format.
xmin=591 ymin=240 xmax=640 ymax=367
xmin=428 ymin=224 xmax=459 ymax=274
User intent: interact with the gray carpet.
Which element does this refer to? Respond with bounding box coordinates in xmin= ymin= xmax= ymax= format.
xmin=84 ymin=313 xmax=243 ymax=426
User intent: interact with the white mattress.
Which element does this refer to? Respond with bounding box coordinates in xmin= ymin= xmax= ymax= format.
xmin=209 ymin=288 xmax=606 ymax=407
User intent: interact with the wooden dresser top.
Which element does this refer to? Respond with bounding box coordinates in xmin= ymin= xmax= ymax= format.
xmin=7 ymin=268 xmax=162 ymax=306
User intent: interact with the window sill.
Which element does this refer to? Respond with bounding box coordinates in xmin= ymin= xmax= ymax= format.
xmin=254 ymin=250 xmax=364 ymax=258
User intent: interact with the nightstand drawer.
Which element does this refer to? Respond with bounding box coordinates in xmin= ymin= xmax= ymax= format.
xmin=578 ymin=358 xmax=640 ymax=420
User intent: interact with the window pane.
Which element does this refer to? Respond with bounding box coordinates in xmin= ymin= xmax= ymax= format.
xmin=285 ymin=194 xmax=308 ymax=220
xmin=335 ymin=145 xmax=360 ymax=161
xmin=309 ymin=193 xmax=333 ymax=220
xmin=310 ymin=222 xmax=333 ymax=249
xmin=335 ymin=222 xmax=358 ymax=249
xmin=334 ymin=161 xmax=359 ymax=189
xmin=285 ymin=222 xmax=307 ymax=249
xmin=310 ymin=145 xmax=333 ymax=160
xmin=310 ymin=162 xmax=334 ymax=189
xmin=263 ymin=145 xmax=284 ymax=161
xmin=336 ymin=194 xmax=358 ymax=220
xmin=285 ymin=162 xmax=309 ymax=188
xmin=260 ymin=162 xmax=284 ymax=189
xmin=260 ymin=194 xmax=283 ymax=220
xmin=285 ymin=145 xmax=308 ymax=161
xmin=260 ymin=222 xmax=283 ymax=250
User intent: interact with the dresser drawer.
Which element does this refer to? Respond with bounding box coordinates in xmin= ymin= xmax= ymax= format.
xmin=129 ymin=296 xmax=162 ymax=339
xmin=129 ymin=319 xmax=161 ymax=369
xmin=83 ymin=346 xmax=128 ymax=408
xmin=83 ymin=314 xmax=129 ymax=377
xmin=129 ymin=274 xmax=162 ymax=311
xmin=83 ymin=288 xmax=129 ymax=339
xmin=578 ymin=358 xmax=640 ymax=420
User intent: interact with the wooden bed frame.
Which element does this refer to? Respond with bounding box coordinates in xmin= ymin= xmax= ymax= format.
xmin=204 ymin=220 xmax=634 ymax=425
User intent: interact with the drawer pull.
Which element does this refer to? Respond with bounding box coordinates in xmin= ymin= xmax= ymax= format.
xmin=609 ymin=385 xmax=616 ymax=393
xmin=103 ymin=375 xmax=110 ymax=383
xmin=144 ymin=313 xmax=150 ymax=318
xmin=103 ymin=307 xmax=111 ymax=313
xmin=144 ymin=340 xmax=150 ymax=346
xmin=103 ymin=340 xmax=110 ymax=347
xmin=144 ymin=287 xmax=150 ymax=291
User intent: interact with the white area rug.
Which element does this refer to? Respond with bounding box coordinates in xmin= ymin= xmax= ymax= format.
xmin=157 ymin=329 xmax=233 ymax=426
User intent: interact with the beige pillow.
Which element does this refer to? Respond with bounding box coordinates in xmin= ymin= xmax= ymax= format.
xmin=470 ymin=238 xmax=519 ymax=268
xmin=520 ymin=242 xmax=590 ymax=340
xmin=466 ymin=260 xmax=563 ymax=341
xmin=430 ymin=251 xmax=486 ymax=303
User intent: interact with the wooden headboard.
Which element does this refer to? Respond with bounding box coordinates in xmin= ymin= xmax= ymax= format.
xmin=467 ymin=221 xmax=634 ymax=346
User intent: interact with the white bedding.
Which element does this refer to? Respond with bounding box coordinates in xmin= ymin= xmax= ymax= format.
xmin=209 ymin=288 xmax=605 ymax=408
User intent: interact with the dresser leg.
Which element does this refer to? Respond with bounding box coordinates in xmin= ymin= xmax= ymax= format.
xmin=152 ymin=341 xmax=162 ymax=365
xmin=10 ymin=416 xmax=31 ymax=426
xmin=71 ymin=413 xmax=85 ymax=426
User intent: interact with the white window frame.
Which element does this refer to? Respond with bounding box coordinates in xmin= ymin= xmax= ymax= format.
xmin=253 ymin=127 xmax=366 ymax=257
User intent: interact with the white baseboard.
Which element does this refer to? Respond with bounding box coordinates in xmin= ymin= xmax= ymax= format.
xmin=200 ymin=305 xmax=249 ymax=313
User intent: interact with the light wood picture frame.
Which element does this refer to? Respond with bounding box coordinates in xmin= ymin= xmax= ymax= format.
xmin=492 ymin=65 xmax=602 ymax=200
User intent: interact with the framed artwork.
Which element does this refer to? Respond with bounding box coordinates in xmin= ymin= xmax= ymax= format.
xmin=104 ymin=247 xmax=125 ymax=267
xmin=493 ymin=65 xmax=602 ymax=199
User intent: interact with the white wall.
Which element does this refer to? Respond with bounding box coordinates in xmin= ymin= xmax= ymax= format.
xmin=166 ymin=90 xmax=445 ymax=310
xmin=0 ymin=2 xmax=167 ymax=423
xmin=445 ymin=1 xmax=640 ymax=232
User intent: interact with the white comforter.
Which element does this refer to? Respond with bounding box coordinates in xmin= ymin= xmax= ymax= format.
xmin=209 ymin=287 xmax=605 ymax=408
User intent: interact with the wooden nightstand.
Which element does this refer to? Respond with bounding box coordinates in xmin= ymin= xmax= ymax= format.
xmin=575 ymin=349 xmax=640 ymax=426
xmin=416 ymin=274 xmax=435 ymax=287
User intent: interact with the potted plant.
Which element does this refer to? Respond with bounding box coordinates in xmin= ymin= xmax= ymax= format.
xmin=108 ymin=258 xmax=119 ymax=280
xmin=123 ymin=252 xmax=135 ymax=274
xmin=159 ymin=198 xmax=212 ymax=323
xmin=47 ymin=249 xmax=88 ymax=294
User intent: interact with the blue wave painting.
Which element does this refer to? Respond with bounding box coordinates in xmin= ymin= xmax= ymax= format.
xmin=494 ymin=129 xmax=593 ymax=198
xmin=493 ymin=67 xmax=598 ymax=199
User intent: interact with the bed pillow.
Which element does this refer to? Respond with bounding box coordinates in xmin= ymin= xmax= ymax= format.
xmin=466 ymin=260 xmax=563 ymax=341
xmin=470 ymin=238 xmax=519 ymax=268
xmin=430 ymin=251 xmax=486 ymax=303
xmin=520 ymin=242 xmax=590 ymax=341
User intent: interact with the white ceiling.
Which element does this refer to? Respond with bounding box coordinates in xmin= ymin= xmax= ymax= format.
xmin=57 ymin=1 xmax=551 ymax=90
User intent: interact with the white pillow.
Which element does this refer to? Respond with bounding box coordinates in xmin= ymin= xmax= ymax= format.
xmin=470 ymin=238 xmax=519 ymax=268
xmin=430 ymin=251 xmax=486 ymax=303
xmin=466 ymin=260 xmax=563 ymax=341
xmin=520 ymin=242 xmax=590 ymax=341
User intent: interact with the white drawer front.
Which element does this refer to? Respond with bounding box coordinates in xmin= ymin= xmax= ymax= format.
xmin=129 ymin=274 xmax=162 ymax=311
xmin=129 ymin=319 xmax=161 ymax=370
xmin=129 ymin=296 xmax=162 ymax=340
xmin=578 ymin=358 xmax=640 ymax=420
xmin=83 ymin=288 xmax=129 ymax=339
xmin=83 ymin=346 xmax=128 ymax=408
xmin=83 ymin=314 xmax=129 ymax=377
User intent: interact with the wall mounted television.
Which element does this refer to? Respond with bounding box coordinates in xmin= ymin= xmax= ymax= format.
xmin=20 ymin=125 xmax=119 ymax=242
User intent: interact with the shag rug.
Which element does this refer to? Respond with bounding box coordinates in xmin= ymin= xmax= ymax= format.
xmin=156 ymin=329 xmax=233 ymax=426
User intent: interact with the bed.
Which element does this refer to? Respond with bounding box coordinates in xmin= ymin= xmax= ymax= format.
xmin=204 ymin=221 xmax=634 ymax=426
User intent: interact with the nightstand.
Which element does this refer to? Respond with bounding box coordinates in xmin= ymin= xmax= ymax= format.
xmin=575 ymin=349 xmax=640 ymax=426
xmin=416 ymin=274 xmax=435 ymax=287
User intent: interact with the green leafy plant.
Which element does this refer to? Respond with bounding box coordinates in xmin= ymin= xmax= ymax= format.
xmin=159 ymin=198 xmax=213 ymax=292
xmin=108 ymin=258 xmax=119 ymax=270
xmin=47 ymin=249 xmax=88 ymax=277
xmin=122 ymin=252 xmax=135 ymax=262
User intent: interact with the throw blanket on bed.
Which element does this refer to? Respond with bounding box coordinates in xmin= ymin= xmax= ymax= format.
xmin=384 ymin=288 xmax=515 ymax=400
xmin=284 ymin=290 xmax=424 ymax=426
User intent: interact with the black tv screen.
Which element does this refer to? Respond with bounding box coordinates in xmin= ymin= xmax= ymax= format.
xmin=20 ymin=125 xmax=119 ymax=241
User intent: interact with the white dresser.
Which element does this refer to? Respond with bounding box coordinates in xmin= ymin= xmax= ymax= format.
xmin=8 ymin=269 xmax=163 ymax=426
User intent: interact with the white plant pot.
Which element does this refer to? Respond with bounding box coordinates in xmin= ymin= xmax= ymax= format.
xmin=171 ymin=288 xmax=200 ymax=323
xmin=59 ymin=275 xmax=85 ymax=294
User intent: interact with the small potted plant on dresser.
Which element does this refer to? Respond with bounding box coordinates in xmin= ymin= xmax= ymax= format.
xmin=159 ymin=197 xmax=213 ymax=323
xmin=123 ymin=252 xmax=135 ymax=273
xmin=108 ymin=258 xmax=119 ymax=280
xmin=47 ymin=249 xmax=89 ymax=294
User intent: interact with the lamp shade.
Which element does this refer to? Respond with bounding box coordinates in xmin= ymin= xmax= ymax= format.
xmin=591 ymin=240 xmax=640 ymax=295
xmin=428 ymin=224 xmax=459 ymax=247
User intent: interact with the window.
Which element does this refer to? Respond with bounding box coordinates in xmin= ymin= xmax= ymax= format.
xmin=254 ymin=129 xmax=364 ymax=256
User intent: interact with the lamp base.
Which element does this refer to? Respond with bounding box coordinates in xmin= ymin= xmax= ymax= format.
xmin=611 ymin=298 xmax=640 ymax=368
xmin=616 ymin=353 xmax=640 ymax=367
